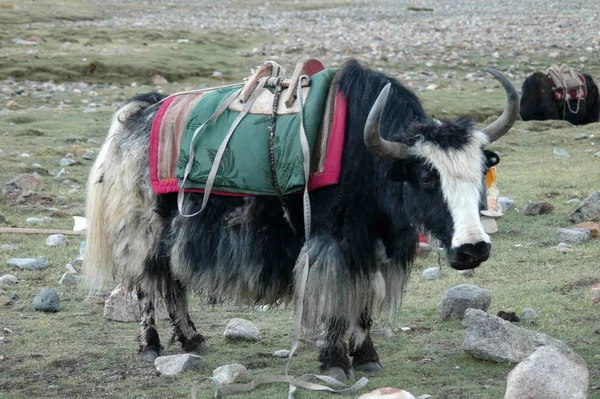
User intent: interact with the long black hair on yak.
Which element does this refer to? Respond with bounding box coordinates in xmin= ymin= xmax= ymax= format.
xmin=520 ymin=71 xmax=600 ymax=125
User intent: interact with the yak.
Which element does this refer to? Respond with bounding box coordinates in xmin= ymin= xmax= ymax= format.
xmin=83 ymin=60 xmax=519 ymax=381
xmin=520 ymin=70 xmax=599 ymax=125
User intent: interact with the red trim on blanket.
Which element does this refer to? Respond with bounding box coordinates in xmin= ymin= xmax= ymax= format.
xmin=149 ymin=92 xmax=347 ymax=196
xmin=307 ymin=92 xmax=346 ymax=191
xmin=150 ymin=96 xmax=178 ymax=195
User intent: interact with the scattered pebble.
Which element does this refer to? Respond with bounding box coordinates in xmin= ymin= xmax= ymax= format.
xmin=223 ymin=318 xmax=262 ymax=341
xmin=553 ymin=148 xmax=571 ymax=158
xmin=423 ymin=267 xmax=440 ymax=280
xmin=273 ymin=349 xmax=291 ymax=358
xmin=26 ymin=216 xmax=53 ymax=224
xmin=46 ymin=234 xmax=67 ymax=247
xmin=8 ymin=257 xmax=49 ymax=270
xmin=33 ymin=288 xmax=60 ymax=312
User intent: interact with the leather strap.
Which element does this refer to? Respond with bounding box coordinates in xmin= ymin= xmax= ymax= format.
xmin=177 ymin=78 xmax=267 ymax=217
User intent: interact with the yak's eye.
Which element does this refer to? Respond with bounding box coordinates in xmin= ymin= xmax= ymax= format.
xmin=422 ymin=176 xmax=434 ymax=186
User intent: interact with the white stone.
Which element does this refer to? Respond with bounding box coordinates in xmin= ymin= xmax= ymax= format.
xmin=46 ymin=234 xmax=67 ymax=247
xmin=423 ymin=267 xmax=440 ymax=280
xmin=553 ymin=148 xmax=570 ymax=157
xmin=358 ymin=387 xmax=417 ymax=399
xmin=0 ymin=274 xmax=20 ymax=287
xmin=212 ymin=363 xmax=249 ymax=384
xmin=223 ymin=318 xmax=262 ymax=341
xmin=154 ymin=354 xmax=203 ymax=376
xmin=505 ymin=346 xmax=588 ymax=399
xmin=273 ymin=349 xmax=291 ymax=358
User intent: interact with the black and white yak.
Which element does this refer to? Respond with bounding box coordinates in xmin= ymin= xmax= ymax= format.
xmin=83 ymin=60 xmax=519 ymax=380
xmin=520 ymin=71 xmax=599 ymax=125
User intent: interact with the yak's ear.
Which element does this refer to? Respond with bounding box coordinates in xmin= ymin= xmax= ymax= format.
xmin=483 ymin=150 xmax=500 ymax=168
xmin=385 ymin=161 xmax=405 ymax=181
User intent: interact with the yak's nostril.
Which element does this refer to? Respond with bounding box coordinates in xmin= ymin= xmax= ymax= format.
xmin=448 ymin=242 xmax=491 ymax=270
xmin=458 ymin=241 xmax=491 ymax=261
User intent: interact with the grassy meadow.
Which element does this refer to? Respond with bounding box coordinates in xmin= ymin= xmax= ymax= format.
xmin=1 ymin=0 xmax=599 ymax=398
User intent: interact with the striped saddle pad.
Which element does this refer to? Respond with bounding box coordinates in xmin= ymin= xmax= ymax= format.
xmin=149 ymin=68 xmax=347 ymax=196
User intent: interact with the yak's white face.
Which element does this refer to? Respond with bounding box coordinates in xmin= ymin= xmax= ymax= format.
xmin=411 ymin=129 xmax=490 ymax=248
xmin=402 ymin=128 xmax=491 ymax=270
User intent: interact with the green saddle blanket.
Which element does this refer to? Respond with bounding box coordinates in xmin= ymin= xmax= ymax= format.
xmin=176 ymin=68 xmax=338 ymax=195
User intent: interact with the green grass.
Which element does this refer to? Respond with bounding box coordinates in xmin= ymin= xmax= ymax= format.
xmin=1 ymin=0 xmax=600 ymax=398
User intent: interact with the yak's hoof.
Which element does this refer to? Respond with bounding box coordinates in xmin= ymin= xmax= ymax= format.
xmin=182 ymin=336 xmax=209 ymax=354
xmin=140 ymin=346 xmax=164 ymax=363
xmin=322 ymin=367 xmax=353 ymax=382
xmin=353 ymin=361 xmax=383 ymax=373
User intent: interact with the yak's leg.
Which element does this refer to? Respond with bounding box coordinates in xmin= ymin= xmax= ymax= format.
xmin=319 ymin=318 xmax=353 ymax=381
xmin=164 ymin=279 xmax=208 ymax=354
xmin=349 ymin=311 xmax=383 ymax=373
xmin=137 ymin=287 xmax=163 ymax=362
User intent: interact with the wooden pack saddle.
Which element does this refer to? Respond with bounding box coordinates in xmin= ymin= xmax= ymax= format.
xmin=546 ymin=64 xmax=587 ymax=101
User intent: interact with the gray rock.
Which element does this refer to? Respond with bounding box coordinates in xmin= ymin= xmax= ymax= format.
xmin=33 ymin=288 xmax=60 ymax=312
xmin=523 ymin=202 xmax=554 ymax=216
xmin=103 ymin=285 xmax=169 ymax=322
xmin=570 ymin=191 xmax=600 ymax=223
xmin=82 ymin=149 xmax=96 ymax=160
xmin=553 ymin=148 xmax=571 ymax=157
xmin=154 ymin=354 xmax=203 ymax=376
xmin=566 ymin=198 xmax=581 ymax=206
xmin=212 ymin=364 xmax=249 ymax=384
xmin=556 ymin=228 xmax=591 ymax=245
xmin=59 ymin=158 xmax=80 ymax=167
xmin=504 ymin=346 xmax=588 ymax=399
xmin=3 ymin=173 xmax=43 ymax=195
xmin=574 ymin=134 xmax=588 ymax=140
xmin=59 ymin=272 xmax=81 ymax=286
xmin=1 ymin=245 xmax=19 ymax=252
xmin=498 ymin=196 xmax=515 ymax=211
xmin=26 ymin=216 xmax=53 ymax=224
xmin=423 ymin=267 xmax=440 ymax=280
xmin=462 ymin=309 xmax=569 ymax=363
xmin=11 ymin=292 xmax=19 ymax=300
xmin=595 ymin=151 xmax=600 ymax=157
xmin=46 ymin=234 xmax=67 ymax=247
xmin=0 ymin=274 xmax=20 ymax=286
xmin=438 ymin=284 xmax=491 ymax=320
xmin=8 ymin=256 xmax=49 ymax=270
xmin=273 ymin=349 xmax=291 ymax=358
xmin=519 ymin=307 xmax=538 ymax=325
xmin=224 ymin=318 xmax=262 ymax=341
xmin=103 ymin=285 xmax=142 ymax=322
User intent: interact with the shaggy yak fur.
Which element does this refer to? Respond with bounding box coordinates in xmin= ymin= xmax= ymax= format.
xmin=520 ymin=71 xmax=600 ymax=125
xmin=84 ymin=60 xmax=513 ymax=380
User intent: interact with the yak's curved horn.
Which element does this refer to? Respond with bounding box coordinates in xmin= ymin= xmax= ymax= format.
xmin=481 ymin=68 xmax=520 ymax=143
xmin=364 ymin=82 xmax=410 ymax=160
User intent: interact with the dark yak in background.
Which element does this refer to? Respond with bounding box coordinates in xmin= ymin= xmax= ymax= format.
xmin=83 ymin=60 xmax=519 ymax=380
xmin=520 ymin=71 xmax=600 ymax=125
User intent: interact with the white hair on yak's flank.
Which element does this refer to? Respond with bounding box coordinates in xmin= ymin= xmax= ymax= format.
xmin=410 ymin=129 xmax=491 ymax=249
xmin=83 ymin=101 xmax=163 ymax=293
